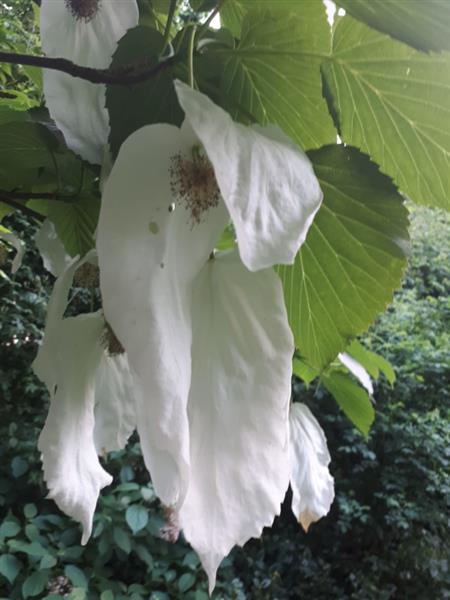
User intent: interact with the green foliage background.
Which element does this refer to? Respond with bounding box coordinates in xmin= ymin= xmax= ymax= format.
xmin=0 ymin=206 xmax=448 ymax=599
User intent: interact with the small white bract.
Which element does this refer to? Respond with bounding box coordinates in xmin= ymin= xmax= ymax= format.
xmin=33 ymin=251 xmax=136 ymax=543
xmin=40 ymin=0 xmax=139 ymax=164
xmin=289 ymin=403 xmax=335 ymax=532
xmin=0 ymin=225 xmax=25 ymax=273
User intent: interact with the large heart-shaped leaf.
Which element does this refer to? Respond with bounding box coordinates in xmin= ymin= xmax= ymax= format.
xmin=277 ymin=145 xmax=409 ymax=370
xmin=336 ymin=0 xmax=450 ymax=53
xmin=322 ymin=16 xmax=450 ymax=210
xmin=218 ymin=6 xmax=336 ymax=149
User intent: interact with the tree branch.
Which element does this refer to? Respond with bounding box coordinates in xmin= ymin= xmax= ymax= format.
xmin=0 ymin=190 xmax=77 ymax=202
xmin=0 ymin=50 xmax=178 ymax=85
xmin=0 ymin=196 xmax=45 ymax=222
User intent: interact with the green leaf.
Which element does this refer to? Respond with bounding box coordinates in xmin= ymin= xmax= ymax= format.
xmin=24 ymin=503 xmax=37 ymax=519
xmin=190 ymin=0 xmax=217 ymax=11
xmin=0 ymin=89 xmax=37 ymax=110
xmin=0 ymin=121 xmax=56 ymax=174
xmin=135 ymin=544 xmax=154 ymax=568
xmin=216 ymin=224 xmax=235 ymax=251
xmin=100 ymin=592 xmax=114 ymax=600
xmin=322 ymin=371 xmax=375 ymax=435
xmin=106 ymin=26 xmax=183 ymax=159
xmin=64 ymin=565 xmax=88 ymax=589
xmin=125 ymin=505 xmax=149 ymax=534
xmin=0 ymin=554 xmax=22 ymax=584
xmin=346 ymin=340 xmax=395 ymax=385
xmin=322 ymin=16 xmax=450 ymax=210
xmin=220 ymin=0 xmax=246 ymax=37
xmin=0 ymin=520 xmax=21 ymax=538
xmin=0 ymin=105 xmax=28 ymax=125
xmin=40 ymin=554 xmax=57 ymax=570
xmin=46 ymin=196 xmax=100 ymax=258
xmin=336 ymin=0 xmax=450 ymax=53
xmin=178 ymin=573 xmax=196 ymax=593
xmin=292 ymin=357 xmax=318 ymax=387
xmin=218 ymin=6 xmax=336 ymax=149
xmin=22 ymin=571 xmax=47 ymax=599
xmin=221 ymin=0 xmax=316 ymax=38
xmin=277 ymin=145 xmax=409 ymax=370
xmin=11 ymin=456 xmax=29 ymax=478
xmin=8 ymin=540 xmax=49 ymax=557
xmin=113 ymin=527 xmax=132 ymax=554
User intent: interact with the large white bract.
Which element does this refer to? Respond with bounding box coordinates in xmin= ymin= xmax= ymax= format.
xmin=96 ymin=81 xmax=328 ymax=588
xmin=40 ymin=0 xmax=139 ymax=164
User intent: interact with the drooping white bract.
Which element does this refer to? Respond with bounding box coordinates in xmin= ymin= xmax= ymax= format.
xmin=97 ymin=83 xmax=321 ymax=589
xmin=40 ymin=0 xmax=139 ymax=164
xmin=0 ymin=226 xmax=25 ymax=273
xmin=180 ymin=251 xmax=293 ymax=592
xmin=338 ymin=352 xmax=374 ymax=396
xmin=33 ymin=251 xmax=135 ymax=542
xmin=289 ymin=403 xmax=334 ymax=532
xmin=94 ymin=352 xmax=136 ymax=455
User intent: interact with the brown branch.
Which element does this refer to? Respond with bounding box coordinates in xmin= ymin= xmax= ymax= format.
xmin=0 ymin=51 xmax=178 ymax=85
xmin=0 ymin=196 xmax=45 ymax=222
xmin=0 ymin=190 xmax=77 ymax=202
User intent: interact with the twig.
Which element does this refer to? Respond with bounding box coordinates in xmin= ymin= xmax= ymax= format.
xmin=162 ymin=0 xmax=178 ymax=53
xmin=0 ymin=190 xmax=77 ymax=202
xmin=0 ymin=50 xmax=178 ymax=86
xmin=0 ymin=196 xmax=45 ymax=222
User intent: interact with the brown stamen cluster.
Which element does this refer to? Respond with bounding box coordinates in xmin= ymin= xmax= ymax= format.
xmin=169 ymin=150 xmax=220 ymax=227
xmin=47 ymin=576 xmax=72 ymax=596
xmin=73 ymin=262 xmax=100 ymax=288
xmin=65 ymin=0 xmax=101 ymax=22
xmin=159 ymin=506 xmax=180 ymax=543
xmin=101 ymin=321 xmax=125 ymax=356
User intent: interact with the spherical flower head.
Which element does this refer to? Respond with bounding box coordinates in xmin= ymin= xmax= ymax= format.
xmin=170 ymin=148 xmax=221 ymax=227
xmin=65 ymin=0 xmax=101 ymax=22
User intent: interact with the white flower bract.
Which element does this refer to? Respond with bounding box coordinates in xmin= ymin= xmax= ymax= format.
xmin=33 ymin=251 xmax=136 ymax=542
xmin=289 ymin=403 xmax=335 ymax=532
xmin=40 ymin=0 xmax=139 ymax=163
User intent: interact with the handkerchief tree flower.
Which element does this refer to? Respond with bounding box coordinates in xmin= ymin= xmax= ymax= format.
xmin=96 ymin=80 xmax=327 ymax=587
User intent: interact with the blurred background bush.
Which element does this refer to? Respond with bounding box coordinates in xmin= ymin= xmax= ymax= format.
xmin=0 ymin=205 xmax=449 ymax=600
